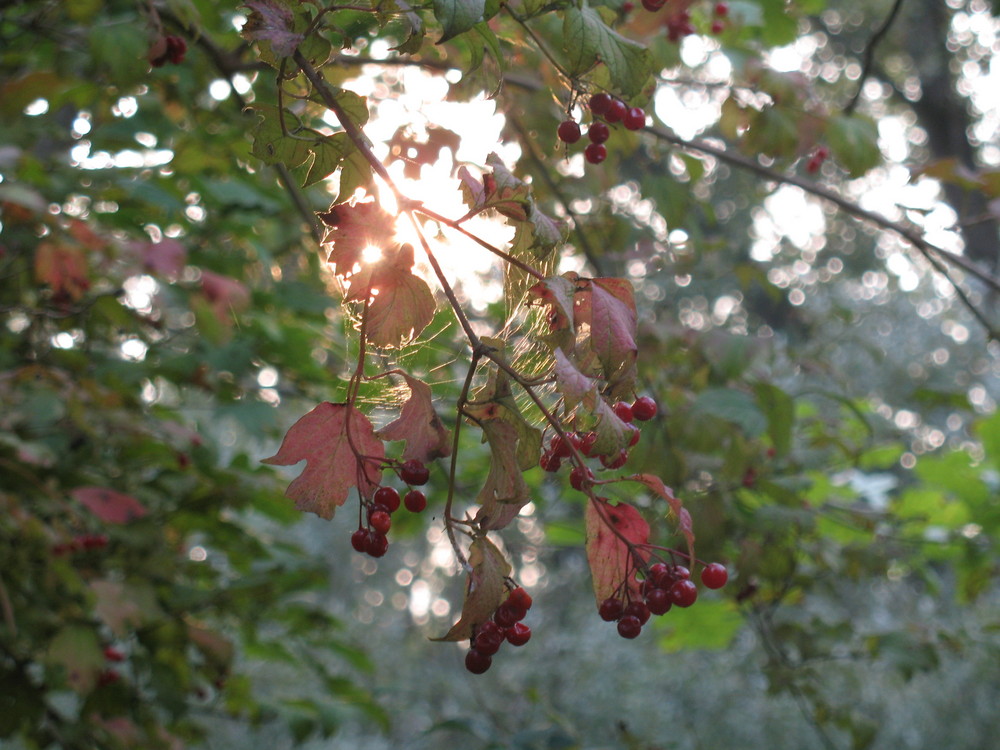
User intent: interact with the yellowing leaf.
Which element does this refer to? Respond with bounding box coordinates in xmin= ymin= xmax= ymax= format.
xmin=473 ymin=419 xmax=531 ymax=530
xmin=585 ymin=498 xmax=649 ymax=607
xmin=34 ymin=241 xmax=90 ymax=301
xmin=262 ymin=402 xmax=384 ymax=519
xmin=376 ymin=371 xmax=452 ymax=462
xmin=433 ymin=536 xmax=510 ymax=642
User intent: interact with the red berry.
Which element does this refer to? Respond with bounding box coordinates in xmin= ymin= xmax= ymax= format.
xmin=373 ymin=486 xmax=400 ymax=513
xmin=165 ymin=35 xmax=187 ymax=64
xmin=557 ymin=120 xmax=581 ymax=144
xmin=103 ymin=646 xmax=125 ymax=662
xmin=669 ymin=579 xmax=698 ymax=607
xmin=598 ymin=597 xmax=624 ymax=621
xmin=605 ymin=99 xmax=628 ymax=124
xmin=588 ymin=121 xmax=610 ymax=144
xmin=365 ymin=531 xmax=389 ymax=558
xmin=589 ymin=93 xmax=612 ymax=116
xmin=622 ymin=1 xmax=635 ymax=12
xmin=478 ymin=620 xmax=503 ymax=639
xmin=631 ymin=396 xmax=657 ymax=421
xmin=623 ymin=107 xmax=646 ymax=131
xmin=473 ymin=629 xmax=504 ymax=656
xmin=369 ymin=510 xmax=391 ymax=535
xmin=399 ymin=459 xmax=429 ymax=485
xmin=645 ymin=587 xmax=672 ymax=615
xmin=714 ymin=2 xmax=729 ymax=16
xmin=642 ymin=0 xmax=666 ymax=11
xmin=550 ymin=434 xmax=573 ymax=458
xmin=507 ymin=587 xmax=533 ymax=611
xmin=648 ymin=562 xmax=671 ymax=586
xmin=570 ymin=465 xmax=593 ymax=491
xmin=672 ymin=565 xmax=691 ymax=580
xmin=97 ymin=669 xmax=120 ymax=687
xmin=493 ymin=602 xmax=525 ymax=628
xmin=600 ymin=449 xmax=628 ymax=470
xmin=624 ymin=600 xmax=651 ymax=625
xmin=617 ymin=614 xmax=642 ymax=639
xmin=627 ymin=425 xmax=640 ymax=447
xmin=701 ymin=562 xmax=729 ymax=589
xmin=539 ymin=451 xmax=562 ymax=472
xmin=505 ymin=622 xmax=531 ymax=646
xmin=585 ymin=143 xmax=607 ymax=164
xmin=465 ymin=649 xmax=492 ymax=674
xmin=711 ymin=19 xmax=725 ymax=34
xmin=350 ymin=528 xmax=368 ymax=552
xmin=404 ymin=489 xmax=427 ymax=513
xmin=612 ymin=401 xmax=634 ymax=422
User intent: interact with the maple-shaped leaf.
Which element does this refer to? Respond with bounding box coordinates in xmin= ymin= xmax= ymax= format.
xmin=318 ymin=200 xmax=397 ymax=278
xmin=241 ymin=0 xmax=305 ymax=57
xmin=574 ymin=277 xmax=638 ymax=398
xmin=262 ymin=402 xmax=384 ymax=519
xmin=345 ymin=244 xmax=436 ymax=348
xmin=472 ymin=419 xmax=531 ymax=530
xmin=585 ymin=498 xmax=649 ymax=607
xmin=433 ymin=536 xmax=511 ymax=642
xmin=71 ymin=486 xmax=147 ymax=524
xmin=376 ymin=370 xmax=452 ymax=463
xmin=34 ymin=240 xmax=90 ymax=301
xmin=388 ymin=124 xmax=461 ymax=180
xmin=628 ymin=473 xmax=696 ymax=566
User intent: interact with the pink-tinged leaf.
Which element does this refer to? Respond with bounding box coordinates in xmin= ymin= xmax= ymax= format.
xmin=473 ymin=419 xmax=531 ymax=530
xmin=242 ymin=0 xmax=305 ymax=56
xmin=200 ymin=270 xmax=251 ymax=325
xmin=34 ymin=241 xmax=90 ymax=301
xmin=587 ymin=279 xmax=638 ymax=396
xmin=72 ymin=486 xmax=147 ymax=524
xmin=585 ymin=498 xmax=649 ymax=607
xmin=318 ymin=200 xmax=397 ymax=278
xmin=142 ymin=239 xmax=187 ymax=278
xmin=457 ymin=154 xmax=531 ymax=221
xmin=262 ymin=402 xmax=384 ymax=519
xmin=552 ymin=347 xmax=597 ymax=410
xmin=433 ymin=536 xmax=511 ymax=642
xmin=528 ymin=274 xmax=576 ymax=334
xmin=629 ymin=473 xmax=696 ymax=565
xmin=376 ymin=371 xmax=452 ymax=463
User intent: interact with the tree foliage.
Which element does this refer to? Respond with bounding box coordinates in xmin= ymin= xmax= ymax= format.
xmin=2 ymin=0 xmax=999 ymax=747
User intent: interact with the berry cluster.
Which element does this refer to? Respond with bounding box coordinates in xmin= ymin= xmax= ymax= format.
xmin=557 ymin=94 xmax=648 ymax=165
xmin=350 ymin=459 xmax=429 ymax=558
xmin=805 ymin=145 xmax=829 ymax=174
xmin=641 ymin=1 xmax=728 ymax=40
xmin=599 ymin=561 xmax=728 ymax=639
xmin=465 ymin=586 xmax=533 ymax=674
xmin=149 ymin=35 xmax=187 ymax=67
xmin=539 ymin=395 xmax=658 ymax=482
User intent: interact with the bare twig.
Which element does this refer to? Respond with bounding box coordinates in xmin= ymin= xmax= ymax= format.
xmin=846 ymin=0 xmax=907 ymax=115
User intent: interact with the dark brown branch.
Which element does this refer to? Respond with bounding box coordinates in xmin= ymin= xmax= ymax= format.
xmin=846 ymin=0 xmax=907 ymax=115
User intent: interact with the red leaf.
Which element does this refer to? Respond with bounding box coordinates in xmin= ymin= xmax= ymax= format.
xmin=552 ymin=347 xmax=596 ymax=410
xmin=585 ymin=498 xmax=649 ymax=607
xmin=142 ymin=239 xmax=187 ymax=278
xmin=318 ymin=200 xmax=397 ymax=278
xmin=586 ymin=279 xmax=638 ymax=396
xmin=376 ymin=371 xmax=452 ymax=463
xmin=71 ymin=486 xmax=147 ymax=524
xmin=433 ymin=536 xmax=511 ymax=642
xmin=34 ymin=241 xmax=90 ymax=301
xmin=628 ymin=473 xmax=696 ymax=565
xmin=200 ymin=270 xmax=250 ymax=325
xmin=262 ymin=402 xmax=384 ymax=519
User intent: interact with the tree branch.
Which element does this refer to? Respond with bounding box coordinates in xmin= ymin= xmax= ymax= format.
xmin=845 ymin=0 xmax=907 ymax=115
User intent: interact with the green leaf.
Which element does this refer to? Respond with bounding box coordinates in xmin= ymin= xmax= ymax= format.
xmin=826 ymin=114 xmax=881 ymax=178
xmin=303 ymin=133 xmax=353 ymax=187
xmin=691 ymin=388 xmax=768 ymax=437
xmin=654 ymin=599 xmax=743 ymax=651
xmin=754 ymin=383 xmax=794 ymax=457
xmin=433 ymin=0 xmax=486 ymax=43
xmin=562 ymin=7 xmax=653 ymax=99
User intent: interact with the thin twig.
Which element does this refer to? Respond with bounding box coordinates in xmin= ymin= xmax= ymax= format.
xmin=846 ymin=0 xmax=907 ymax=115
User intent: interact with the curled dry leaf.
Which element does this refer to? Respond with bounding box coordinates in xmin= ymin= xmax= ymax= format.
xmin=628 ymin=473 xmax=696 ymax=566
xmin=433 ymin=536 xmax=511 ymax=642
xmin=376 ymin=370 xmax=452 ymax=463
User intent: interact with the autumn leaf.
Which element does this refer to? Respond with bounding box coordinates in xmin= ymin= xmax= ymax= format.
xmin=200 ymin=269 xmax=251 ymax=326
xmin=628 ymin=473 xmax=696 ymax=566
xmin=528 ymin=274 xmax=576 ymax=335
xmin=262 ymin=402 xmax=384 ymax=519
xmin=242 ymin=0 xmax=305 ymax=57
xmin=34 ymin=240 xmax=90 ymax=301
xmin=71 ymin=486 xmax=147 ymax=524
xmin=585 ymin=498 xmax=649 ymax=607
xmin=574 ymin=277 xmax=638 ymax=397
xmin=141 ymin=238 xmax=187 ymax=278
xmin=552 ymin=347 xmax=597 ymax=411
xmin=318 ymin=200 xmax=398 ymax=278
xmin=473 ymin=419 xmax=531 ymax=530
xmin=433 ymin=536 xmax=511 ymax=642
xmin=376 ymin=370 xmax=452 ymax=463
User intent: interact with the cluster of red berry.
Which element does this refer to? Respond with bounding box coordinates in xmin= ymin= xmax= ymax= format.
xmin=539 ymin=395 xmax=658 ymax=482
xmin=465 ymin=586 xmax=533 ymax=674
xmin=557 ymin=94 xmax=648 ymax=165
xmin=600 ymin=561 xmax=728 ymax=638
xmin=149 ymin=35 xmax=187 ymax=67
xmin=351 ymin=459 xmax=429 ymax=558
xmin=805 ymin=145 xmax=830 ymax=174
xmin=640 ymin=1 xmax=728 ymax=40
xmin=52 ymin=533 xmax=109 ymax=556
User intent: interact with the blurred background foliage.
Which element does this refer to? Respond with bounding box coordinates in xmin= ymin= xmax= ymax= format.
xmin=1 ymin=0 xmax=998 ymax=749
